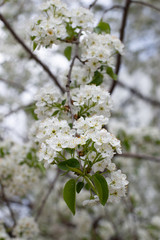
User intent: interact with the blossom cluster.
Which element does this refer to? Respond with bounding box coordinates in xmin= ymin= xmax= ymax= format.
xmin=0 ymin=217 xmax=39 ymax=240
xmin=13 ymin=217 xmax=39 ymax=239
xmin=80 ymin=33 xmax=124 ymax=70
xmin=33 ymin=84 xmax=128 ymax=204
xmin=31 ymin=0 xmax=128 ymax=209
xmin=30 ymin=0 xmax=94 ymax=49
xmin=0 ymin=141 xmax=40 ymax=197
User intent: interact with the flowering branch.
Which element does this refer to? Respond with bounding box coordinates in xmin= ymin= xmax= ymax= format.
xmin=30 ymin=0 xmax=129 ymax=214
xmin=0 ymin=13 xmax=65 ymax=93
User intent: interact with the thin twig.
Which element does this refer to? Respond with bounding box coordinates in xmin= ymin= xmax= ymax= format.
xmin=4 ymin=102 xmax=34 ymax=118
xmin=0 ymin=194 xmax=33 ymax=208
xmin=105 ymin=209 xmax=122 ymax=239
xmin=35 ymin=170 xmax=60 ymax=221
xmin=89 ymin=0 xmax=98 ymax=9
xmin=109 ymin=0 xmax=131 ymax=94
xmin=131 ymin=1 xmax=160 ymax=12
xmin=0 ymin=0 xmax=6 ymax=7
xmin=0 ymin=78 xmax=25 ymax=91
xmin=0 ymin=13 xmax=65 ymax=93
xmin=0 ymin=182 xmax=17 ymax=227
xmin=103 ymin=5 xmax=124 ymax=17
xmin=115 ymin=153 xmax=160 ymax=163
xmin=117 ymin=80 xmax=160 ymax=107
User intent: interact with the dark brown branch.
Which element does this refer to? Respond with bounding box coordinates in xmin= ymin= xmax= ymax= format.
xmin=117 ymin=80 xmax=160 ymax=107
xmin=109 ymin=0 xmax=131 ymax=94
xmin=0 ymin=182 xmax=16 ymax=227
xmin=35 ymin=170 xmax=60 ymax=221
xmin=131 ymin=1 xmax=160 ymax=12
xmin=89 ymin=0 xmax=98 ymax=9
xmin=115 ymin=153 xmax=160 ymax=163
xmin=0 ymin=13 xmax=65 ymax=93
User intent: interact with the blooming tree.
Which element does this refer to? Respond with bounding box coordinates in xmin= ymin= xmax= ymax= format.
xmin=0 ymin=0 xmax=160 ymax=239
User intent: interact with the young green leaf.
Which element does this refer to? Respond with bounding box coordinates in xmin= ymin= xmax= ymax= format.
xmin=106 ymin=66 xmax=117 ymax=80
xmin=76 ymin=182 xmax=84 ymax=193
xmin=92 ymin=173 xmax=109 ymax=206
xmin=63 ymin=179 xmax=76 ymax=215
xmin=64 ymin=46 xmax=72 ymax=60
xmin=51 ymin=110 xmax=59 ymax=116
xmin=33 ymin=41 xmax=38 ymax=51
xmin=30 ymin=36 xmax=36 ymax=41
xmin=89 ymin=71 xmax=103 ymax=86
xmin=61 ymin=99 xmax=66 ymax=105
xmin=65 ymin=148 xmax=75 ymax=155
xmin=66 ymin=23 xmax=75 ymax=38
xmin=94 ymin=21 xmax=111 ymax=34
xmin=85 ymin=183 xmax=90 ymax=190
xmin=58 ymin=158 xmax=80 ymax=171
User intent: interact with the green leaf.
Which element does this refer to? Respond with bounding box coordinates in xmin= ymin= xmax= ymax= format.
xmin=94 ymin=21 xmax=110 ymax=34
xmin=37 ymin=19 xmax=42 ymax=25
xmin=33 ymin=41 xmax=38 ymax=51
xmin=66 ymin=23 xmax=75 ymax=38
xmin=58 ymin=158 xmax=80 ymax=171
xmin=61 ymin=99 xmax=66 ymax=105
xmin=64 ymin=46 xmax=72 ymax=60
xmin=76 ymin=182 xmax=84 ymax=193
xmin=63 ymin=179 xmax=76 ymax=215
xmin=52 ymin=110 xmax=59 ymax=116
xmin=106 ymin=66 xmax=117 ymax=80
xmin=89 ymin=71 xmax=103 ymax=86
xmin=85 ymin=183 xmax=90 ymax=190
xmin=65 ymin=148 xmax=75 ymax=155
xmin=30 ymin=36 xmax=36 ymax=41
xmin=92 ymin=173 xmax=109 ymax=206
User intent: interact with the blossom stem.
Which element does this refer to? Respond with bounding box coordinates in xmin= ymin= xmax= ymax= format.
xmin=69 ymin=167 xmax=97 ymax=194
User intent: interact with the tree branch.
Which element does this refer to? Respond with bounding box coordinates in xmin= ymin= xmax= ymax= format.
xmin=0 ymin=194 xmax=33 ymax=208
xmin=103 ymin=5 xmax=124 ymax=16
xmin=109 ymin=0 xmax=131 ymax=94
xmin=0 ymin=182 xmax=17 ymax=227
xmin=0 ymin=78 xmax=25 ymax=91
xmin=35 ymin=169 xmax=60 ymax=221
xmin=115 ymin=153 xmax=160 ymax=163
xmin=131 ymin=1 xmax=160 ymax=12
xmin=66 ymin=32 xmax=81 ymax=125
xmin=0 ymin=0 xmax=6 ymax=7
xmin=0 ymin=13 xmax=65 ymax=93
xmin=4 ymin=102 xmax=34 ymax=118
xmin=89 ymin=0 xmax=98 ymax=9
xmin=117 ymin=80 xmax=160 ymax=107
